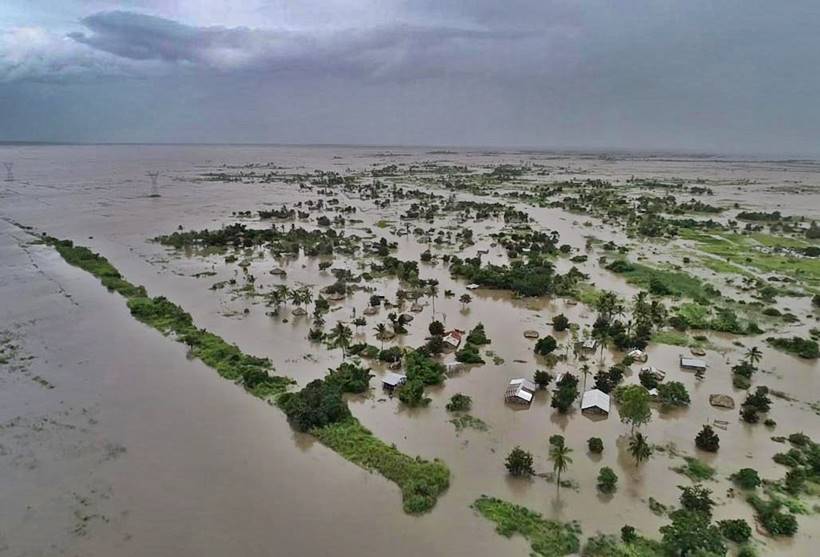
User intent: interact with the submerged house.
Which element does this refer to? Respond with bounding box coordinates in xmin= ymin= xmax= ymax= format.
xmin=581 ymin=389 xmax=611 ymax=415
xmin=442 ymin=329 xmax=464 ymax=349
xmin=505 ymin=378 xmax=537 ymax=405
xmin=679 ymin=355 xmax=707 ymax=372
xmin=580 ymin=339 xmax=598 ymax=352
xmin=382 ymin=372 xmax=407 ymax=391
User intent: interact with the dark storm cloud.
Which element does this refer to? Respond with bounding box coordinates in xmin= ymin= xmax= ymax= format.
xmin=65 ymin=10 xmax=539 ymax=78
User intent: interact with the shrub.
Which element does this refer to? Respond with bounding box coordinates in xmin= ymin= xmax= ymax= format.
xmin=552 ymin=314 xmax=570 ymax=332
xmin=279 ymin=379 xmax=351 ymax=432
xmin=551 ymin=374 xmax=579 ymax=414
xmin=446 ymin=393 xmax=472 ymax=412
xmin=533 ymin=370 xmax=553 ymax=390
xmin=466 ymin=323 xmax=491 ymax=345
xmin=718 ymin=519 xmax=752 ymax=543
xmin=731 ymin=468 xmax=761 ymax=490
xmin=588 ymin=437 xmax=604 ymax=454
xmin=657 ymin=381 xmax=690 ymax=407
xmin=398 ymin=378 xmax=429 ymax=407
xmin=505 ymin=446 xmax=535 ymax=477
xmin=597 ymin=467 xmax=618 ymax=493
xmin=695 ymin=425 xmax=720 ymax=452
xmin=455 ymin=343 xmax=485 ymax=364
xmin=621 ymin=525 xmax=637 ymax=544
xmin=429 ymin=320 xmax=445 ymax=336
xmin=679 ymin=484 xmax=715 ymax=517
xmin=534 ymin=335 xmax=558 ymax=356
xmin=748 ymin=495 xmax=798 ymax=537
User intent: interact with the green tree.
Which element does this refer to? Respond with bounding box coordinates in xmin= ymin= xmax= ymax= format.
xmin=745 ymin=346 xmax=763 ymax=367
xmin=505 ymin=446 xmax=534 ymax=477
xmin=695 ymin=425 xmax=720 ymax=452
xmin=617 ymin=384 xmax=652 ymax=435
xmin=535 ymin=335 xmax=558 ymax=356
xmin=327 ymin=321 xmax=352 ymax=361
xmin=459 ymin=293 xmax=472 ymax=309
xmin=660 ymin=510 xmax=726 ymax=557
xmin=597 ymin=466 xmax=618 ymax=494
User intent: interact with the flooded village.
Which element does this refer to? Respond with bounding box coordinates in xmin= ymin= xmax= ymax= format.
xmin=1 ymin=145 xmax=818 ymax=556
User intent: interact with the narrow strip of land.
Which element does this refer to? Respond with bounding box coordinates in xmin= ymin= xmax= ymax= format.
xmin=36 ymin=231 xmax=449 ymax=514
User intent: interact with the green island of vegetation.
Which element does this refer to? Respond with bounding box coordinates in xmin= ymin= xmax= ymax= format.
xmin=471 ymin=495 xmax=581 ymax=556
xmin=40 ymin=234 xmax=449 ymax=514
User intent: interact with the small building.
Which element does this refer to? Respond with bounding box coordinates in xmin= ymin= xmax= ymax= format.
xmin=680 ymin=355 xmax=707 ymax=372
xmin=382 ymin=372 xmax=406 ymax=391
xmin=581 ymin=339 xmax=598 ymax=352
xmin=466 ymin=283 xmax=480 ymax=290
xmin=581 ymin=389 xmax=611 ymax=415
xmin=442 ymin=329 xmax=464 ymax=349
xmin=505 ymin=378 xmax=536 ymax=405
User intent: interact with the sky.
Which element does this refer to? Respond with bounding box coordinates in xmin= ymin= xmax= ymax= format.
xmin=1 ymin=1 xmax=818 ymax=155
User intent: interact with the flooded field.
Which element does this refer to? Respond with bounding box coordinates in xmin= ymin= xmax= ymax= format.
xmin=1 ymin=144 xmax=818 ymax=556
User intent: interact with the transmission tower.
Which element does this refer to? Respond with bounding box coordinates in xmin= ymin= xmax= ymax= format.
xmin=3 ymin=162 xmax=13 ymax=182
xmin=147 ymin=171 xmax=160 ymax=197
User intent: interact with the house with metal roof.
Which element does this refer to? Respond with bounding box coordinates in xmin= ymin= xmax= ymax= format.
xmin=382 ymin=372 xmax=407 ymax=391
xmin=505 ymin=378 xmax=536 ymax=405
xmin=679 ymin=355 xmax=707 ymax=372
xmin=581 ymin=389 xmax=611 ymax=415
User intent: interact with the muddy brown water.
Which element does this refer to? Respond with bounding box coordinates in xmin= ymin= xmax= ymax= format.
xmin=1 ymin=145 xmax=818 ymax=556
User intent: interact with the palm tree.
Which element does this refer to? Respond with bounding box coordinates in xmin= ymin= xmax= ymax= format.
xmin=374 ymin=323 xmax=388 ymax=349
xmin=549 ymin=439 xmax=573 ymax=494
xmin=580 ymin=364 xmax=591 ymax=399
xmin=745 ymin=346 xmax=762 ymax=368
xmin=427 ymin=282 xmax=440 ymax=321
xmin=328 ymin=322 xmax=352 ymax=361
xmin=628 ymin=433 xmax=652 ymax=469
xmin=596 ymin=291 xmax=619 ymax=322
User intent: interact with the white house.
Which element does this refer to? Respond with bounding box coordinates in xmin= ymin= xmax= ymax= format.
xmin=581 ymin=389 xmax=611 ymax=415
xmin=382 ymin=372 xmax=407 ymax=391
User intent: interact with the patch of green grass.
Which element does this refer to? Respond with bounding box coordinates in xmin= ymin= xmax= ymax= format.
xmin=680 ymin=230 xmax=820 ymax=292
xmin=314 ymin=419 xmax=449 ymax=514
xmin=672 ymin=457 xmax=716 ymax=481
xmin=606 ymin=259 xmax=719 ymax=300
xmin=42 ymin=233 xmax=449 ymax=514
xmin=472 ymin=495 xmax=581 ymax=556
xmin=651 ymin=330 xmax=691 ymax=347
xmin=573 ymin=284 xmax=603 ymax=306
xmin=583 ymin=534 xmax=663 ymax=557
xmin=450 ymin=414 xmax=489 ymax=432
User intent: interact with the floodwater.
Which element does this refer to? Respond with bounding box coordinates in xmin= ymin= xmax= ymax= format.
xmin=0 ymin=144 xmax=818 ymax=556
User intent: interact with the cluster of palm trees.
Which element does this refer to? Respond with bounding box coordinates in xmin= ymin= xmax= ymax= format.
xmin=266 ymin=284 xmax=313 ymax=314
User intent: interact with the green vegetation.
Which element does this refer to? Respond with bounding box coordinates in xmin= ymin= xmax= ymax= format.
xmin=673 ymin=457 xmax=716 ymax=481
xmin=582 ymin=533 xmax=663 ymax=557
xmin=605 ymin=259 xmax=719 ymax=300
xmin=505 ymin=446 xmax=535 ymax=477
xmin=679 ymin=229 xmax=820 ymax=293
xmin=695 ymin=425 xmax=720 ymax=452
xmin=450 ymin=255 xmax=586 ymax=297
xmin=314 ymin=420 xmax=449 ymax=514
xmin=597 ymin=467 xmax=618 ymax=494
xmin=43 ymin=235 xmax=449 ymax=515
xmin=731 ymin=468 xmax=761 ymax=490
xmin=446 ymin=393 xmax=472 ymax=412
xmin=449 ymin=414 xmax=488 ymax=432
xmin=717 ymin=519 xmax=752 ymax=543
xmin=465 ymin=322 xmax=491 ymax=345
xmin=766 ymin=336 xmax=819 ymax=359
xmin=471 ymin=496 xmax=581 ymax=556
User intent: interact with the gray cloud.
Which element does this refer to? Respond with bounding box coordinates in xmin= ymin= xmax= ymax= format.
xmin=1 ymin=1 xmax=819 ymax=154
xmin=65 ymin=10 xmax=542 ymax=79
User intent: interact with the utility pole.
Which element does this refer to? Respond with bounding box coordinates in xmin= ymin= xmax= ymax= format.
xmin=147 ymin=171 xmax=160 ymax=197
